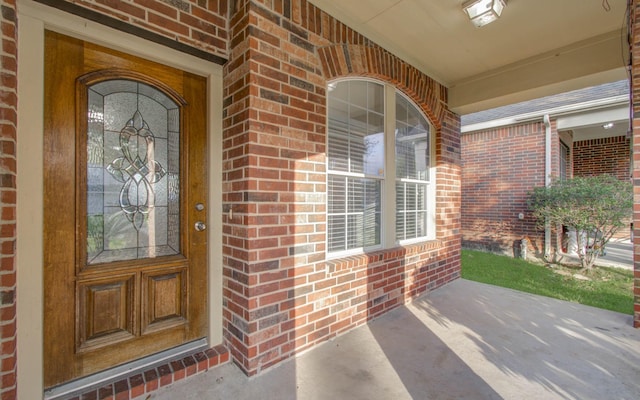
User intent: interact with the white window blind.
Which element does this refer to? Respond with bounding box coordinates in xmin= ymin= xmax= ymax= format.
xmin=327 ymin=79 xmax=433 ymax=255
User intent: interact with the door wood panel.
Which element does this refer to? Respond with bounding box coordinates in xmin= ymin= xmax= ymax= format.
xmin=141 ymin=267 xmax=188 ymax=334
xmin=77 ymin=274 xmax=136 ymax=351
xmin=43 ymin=31 xmax=208 ymax=387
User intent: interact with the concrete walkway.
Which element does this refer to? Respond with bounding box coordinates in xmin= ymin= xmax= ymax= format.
xmin=149 ymin=280 xmax=640 ymax=400
xmin=598 ymin=238 xmax=634 ymax=270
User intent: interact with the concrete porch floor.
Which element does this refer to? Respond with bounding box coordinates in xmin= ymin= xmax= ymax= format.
xmin=149 ymin=279 xmax=640 ymax=400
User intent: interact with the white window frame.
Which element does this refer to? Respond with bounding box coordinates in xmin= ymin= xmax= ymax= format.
xmin=394 ymin=90 xmax=436 ymax=246
xmin=326 ymin=78 xmax=436 ymax=259
xmin=559 ymin=140 xmax=570 ymax=181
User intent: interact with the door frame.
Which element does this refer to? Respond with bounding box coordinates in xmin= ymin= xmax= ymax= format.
xmin=16 ymin=1 xmax=223 ymax=398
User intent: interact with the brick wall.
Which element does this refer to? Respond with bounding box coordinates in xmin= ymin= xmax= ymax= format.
xmin=573 ymin=136 xmax=630 ymax=180
xmin=0 ymin=0 xmax=17 ymax=398
xmin=631 ymin=0 xmax=640 ymax=329
xmin=48 ymin=0 xmax=229 ymax=59
xmin=223 ymin=0 xmax=460 ymax=376
xmin=461 ymin=122 xmax=548 ymax=258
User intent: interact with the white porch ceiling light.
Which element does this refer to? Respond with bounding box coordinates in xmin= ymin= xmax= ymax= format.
xmin=462 ymin=0 xmax=506 ymax=27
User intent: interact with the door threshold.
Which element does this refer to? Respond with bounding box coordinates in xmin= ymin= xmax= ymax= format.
xmin=44 ymin=339 xmax=208 ymax=400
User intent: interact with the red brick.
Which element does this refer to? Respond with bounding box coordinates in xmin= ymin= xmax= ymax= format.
xmin=147 ymin=12 xmax=189 ymax=36
xmin=133 ymin=0 xmax=177 ymax=18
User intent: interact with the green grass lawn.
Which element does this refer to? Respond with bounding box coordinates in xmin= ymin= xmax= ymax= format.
xmin=461 ymin=249 xmax=634 ymax=315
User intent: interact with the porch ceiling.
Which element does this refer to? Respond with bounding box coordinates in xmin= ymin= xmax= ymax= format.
xmin=308 ymin=0 xmax=630 ymax=115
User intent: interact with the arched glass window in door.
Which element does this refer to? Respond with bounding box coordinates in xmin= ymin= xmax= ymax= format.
xmin=86 ymin=80 xmax=180 ymax=264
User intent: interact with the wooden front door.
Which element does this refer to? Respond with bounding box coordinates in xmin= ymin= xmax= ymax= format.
xmin=43 ymin=31 xmax=208 ymax=388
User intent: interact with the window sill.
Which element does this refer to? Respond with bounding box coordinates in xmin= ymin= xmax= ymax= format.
xmin=325 ymin=239 xmax=443 ymax=270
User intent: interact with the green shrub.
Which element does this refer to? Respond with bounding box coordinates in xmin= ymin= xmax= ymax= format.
xmin=528 ymin=175 xmax=632 ymax=270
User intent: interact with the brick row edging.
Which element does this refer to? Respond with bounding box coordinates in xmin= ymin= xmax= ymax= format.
xmin=64 ymin=344 xmax=229 ymax=400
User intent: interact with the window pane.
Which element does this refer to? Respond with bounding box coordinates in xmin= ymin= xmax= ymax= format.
xmin=347 ymin=214 xmax=364 ymax=249
xmin=406 ymin=212 xmax=416 ymax=239
xmin=327 ymin=80 xmax=385 ymax=253
xmin=348 ymin=178 xmax=364 ymax=213
xmin=350 ymin=116 xmax=366 ymax=174
xmin=396 ymin=211 xmax=404 ymax=241
xmin=396 ymin=183 xmax=405 ymax=240
xmin=362 ymin=82 xmax=384 ymax=177
xmin=328 ymin=80 xmax=385 ymax=177
xmin=416 ymin=211 xmax=427 ymax=237
xmin=328 ymin=175 xmax=381 ymax=251
xmin=328 ymin=176 xmax=346 ymax=214
xmin=395 ymin=92 xmax=431 ymax=242
xmin=368 ymin=82 xmax=385 ymax=113
xmin=417 ymin=184 xmax=427 ymax=209
xmin=329 ymin=81 xmax=435 ymax=249
xmin=367 ymin=111 xmax=385 ymax=135
xmin=364 ymin=179 xmax=381 ymax=247
xmin=406 ymin=184 xmax=417 ymax=211
xmin=328 ymin=215 xmax=346 ymax=252
xmin=364 ymin=211 xmax=381 ymax=247
xmin=396 ymin=181 xmax=428 ymax=242
xmin=348 ymin=80 xmax=369 ymax=109
xmin=328 ymin=96 xmax=349 ymax=172
xmin=395 ymin=94 xmax=430 ymax=181
xmin=364 ymin=111 xmax=385 ymax=177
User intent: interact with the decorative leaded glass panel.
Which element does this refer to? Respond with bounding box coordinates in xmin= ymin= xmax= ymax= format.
xmin=86 ymin=79 xmax=181 ymax=264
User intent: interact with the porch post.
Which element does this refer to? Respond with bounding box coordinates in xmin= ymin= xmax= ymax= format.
xmin=631 ymin=0 xmax=640 ymax=328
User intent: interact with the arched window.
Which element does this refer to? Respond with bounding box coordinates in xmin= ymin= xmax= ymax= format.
xmin=327 ymin=79 xmax=435 ymax=256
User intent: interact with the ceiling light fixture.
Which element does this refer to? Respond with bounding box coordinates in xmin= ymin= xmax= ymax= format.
xmin=462 ymin=0 xmax=506 ymax=27
xmin=603 ymin=122 xmax=614 ymax=129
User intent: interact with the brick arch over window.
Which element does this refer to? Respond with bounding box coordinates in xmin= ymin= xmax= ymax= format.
xmin=317 ymin=44 xmax=449 ymax=129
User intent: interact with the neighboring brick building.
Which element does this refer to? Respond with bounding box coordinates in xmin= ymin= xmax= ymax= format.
xmin=461 ymin=80 xmax=630 ymax=259
xmin=573 ymin=135 xmax=630 ymax=180
xmin=4 ymin=1 xmax=461 ymax=399
xmin=461 ymin=121 xmax=548 ymax=257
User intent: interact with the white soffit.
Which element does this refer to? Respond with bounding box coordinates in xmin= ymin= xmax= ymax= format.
xmin=556 ymin=105 xmax=629 ymax=131
xmin=308 ymin=0 xmax=629 ymax=113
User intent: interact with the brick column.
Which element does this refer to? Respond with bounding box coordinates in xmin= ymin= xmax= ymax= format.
xmin=223 ymin=0 xmax=461 ymax=375
xmin=222 ymin=0 xmax=329 ymax=374
xmin=0 ymin=0 xmax=17 ymax=398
